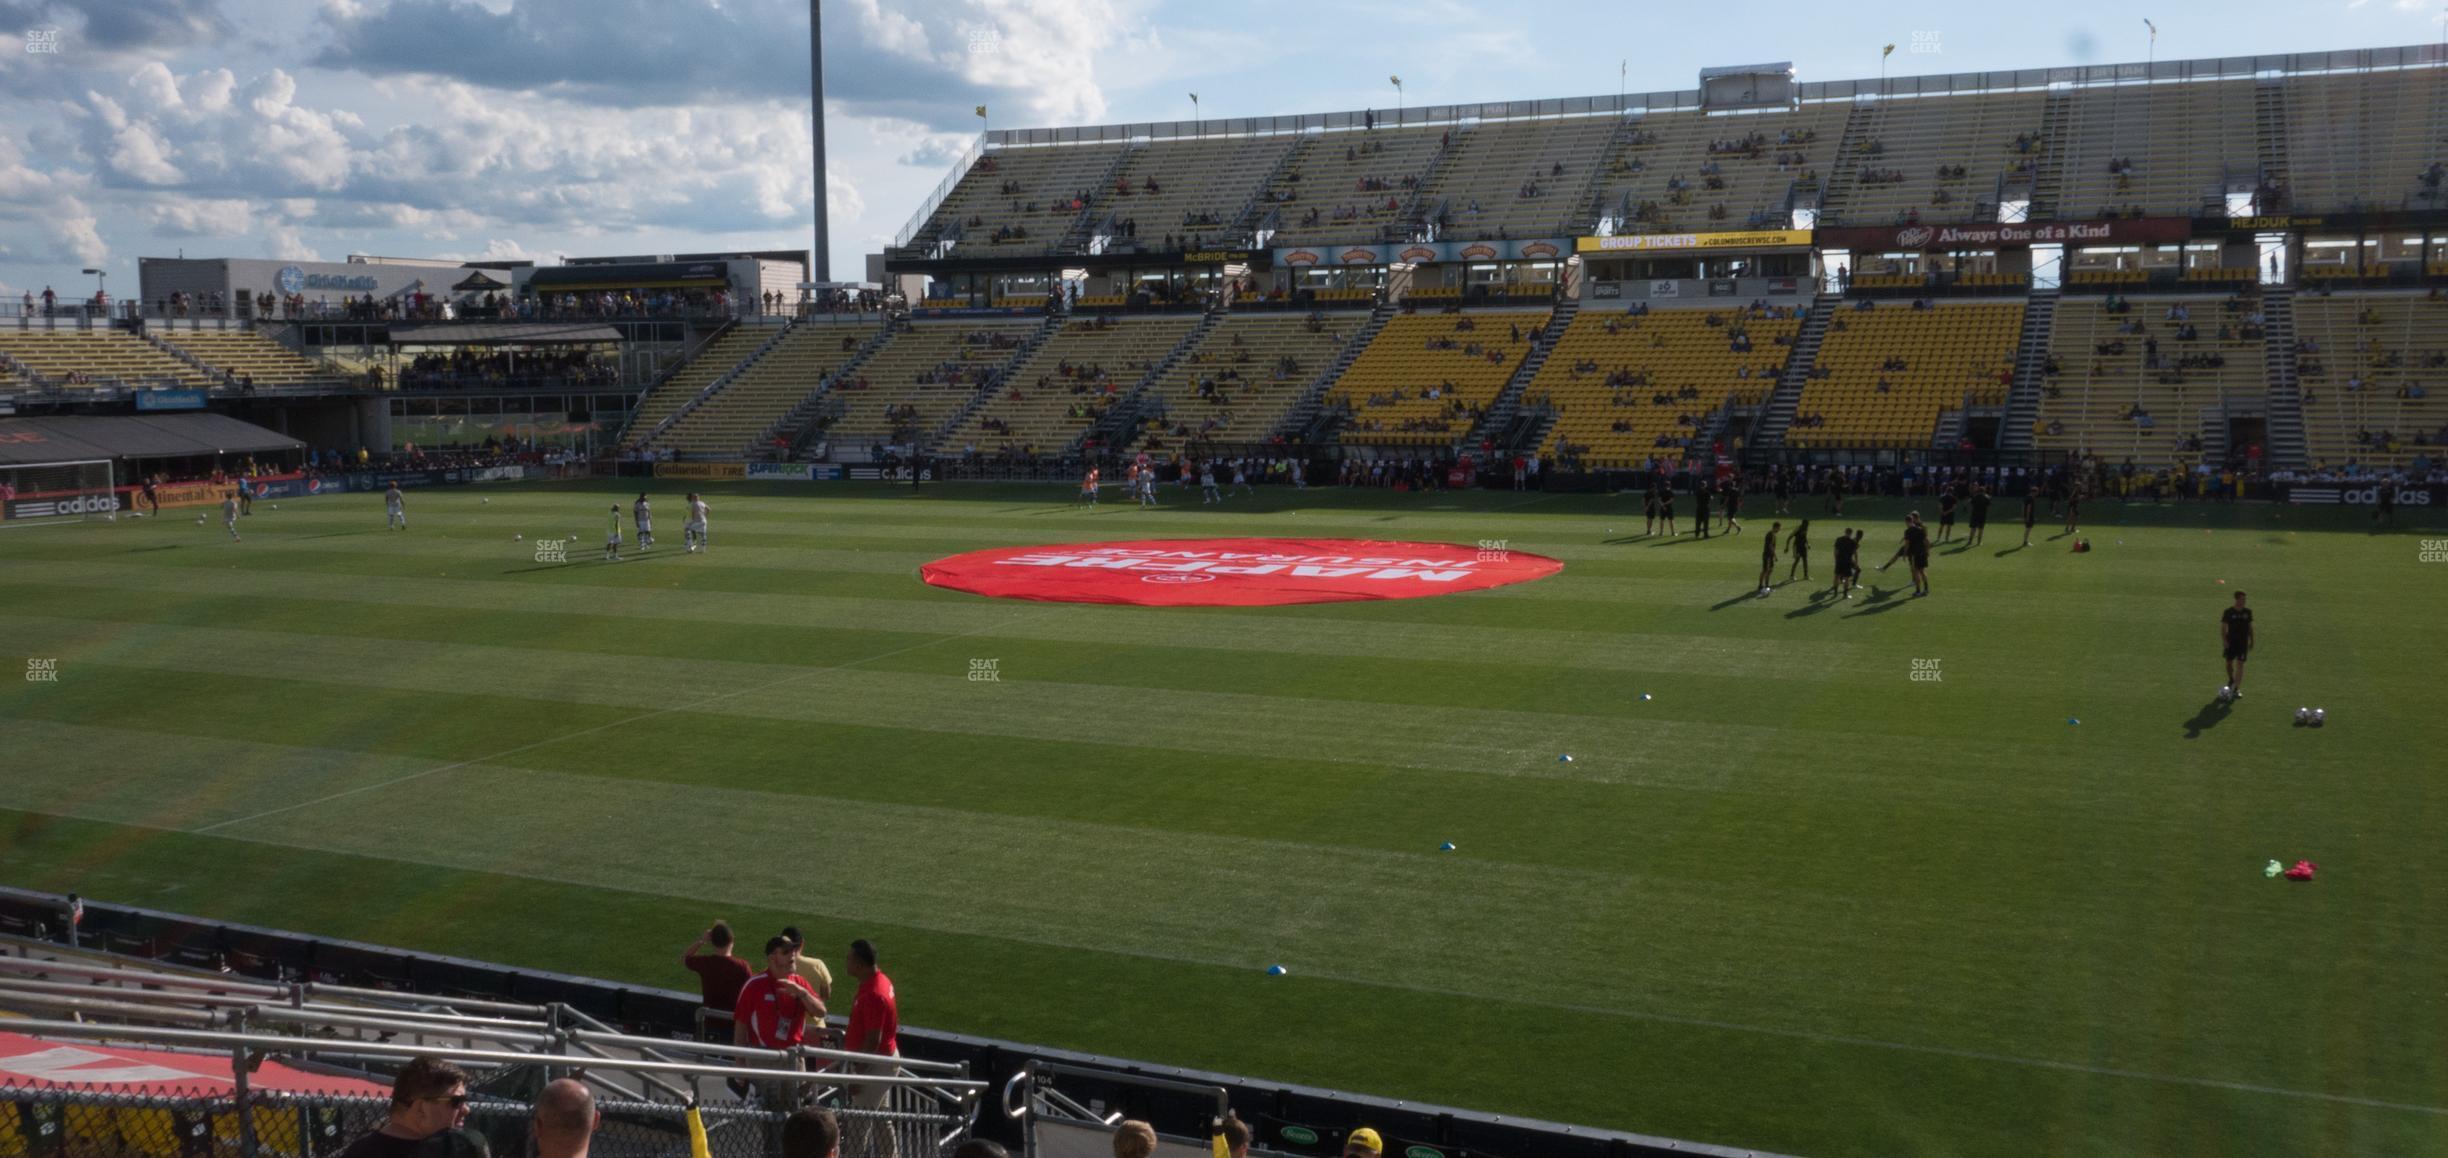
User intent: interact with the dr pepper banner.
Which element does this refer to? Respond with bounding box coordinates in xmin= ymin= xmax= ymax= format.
xmin=921 ymin=537 xmax=1563 ymax=607
xmin=1817 ymin=217 xmax=2193 ymax=252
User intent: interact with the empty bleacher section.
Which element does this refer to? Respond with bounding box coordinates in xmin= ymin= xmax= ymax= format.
xmin=2039 ymin=293 xmax=2268 ymax=462
xmin=1415 ymin=116 xmax=1619 ymax=239
xmin=155 ymin=328 xmax=340 ymax=386
xmin=619 ymin=327 xmax=768 ymax=448
xmin=1097 ymin=137 xmax=1293 ymax=249
xmin=2055 ymin=79 xmax=2260 ymax=219
xmin=2291 ymin=292 xmax=2448 ymax=467
xmin=0 ymin=330 xmax=210 ymax=389
xmin=1786 ymin=301 xmax=2023 ymax=448
xmin=1819 ymin=92 xmax=2046 ymax=226
xmin=821 ymin=320 xmax=1043 ymax=450
xmin=939 ymin=316 xmax=1197 ymax=453
xmin=914 ymin=143 xmax=1129 ymax=256
xmin=1127 ymin=313 xmax=1361 ymax=449
xmin=1589 ymin=104 xmax=1848 ymax=233
xmin=2284 ymin=68 xmax=2448 ymax=214
xmin=651 ymin=318 xmax=884 ymax=456
xmin=1529 ymin=305 xmax=1802 ymax=468
xmin=1259 ymin=127 xmax=1447 ymax=247
xmin=1327 ymin=310 xmax=1542 ymax=446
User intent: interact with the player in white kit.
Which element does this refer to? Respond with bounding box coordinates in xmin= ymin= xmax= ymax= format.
xmin=633 ymin=493 xmax=655 ymax=549
xmin=604 ymin=505 xmax=624 ymax=561
xmin=221 ymin=492 xmax=242 ymax=542
xmin=683 ymin=493 xmax=710 ymax=552
xmin=384 ymin=482 xmax=406 ymax=530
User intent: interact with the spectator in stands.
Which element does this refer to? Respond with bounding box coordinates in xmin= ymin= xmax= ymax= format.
xmin=1109 ymin=1122 xmax=1160 ymax=1158
xmin=1343 ymin=1128 xmax=1384 ymax=1158
xmin=782 ymin=1109 xmax=841 ymax=1158
xmin=338 ymin=1057 xmax=470 ymax=1158
xmin=843 ymin=939 xmax=901 ymax=1153
xmin=734 ymin=934 xmax=825 ymax=1051
xmin=531 ymin=1080 xmax=597 ymax=1158
xmin=781 ymin=926 xmax=835 ymax=1003
xmin=683 ymin=920 xmax=753 ymax=1020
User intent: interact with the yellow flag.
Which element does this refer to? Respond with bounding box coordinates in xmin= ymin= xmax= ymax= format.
xmin=975 ymin=105 xmax=988 ymax=119
xmin=1882 ymin=43 xmax=1895 ymax=58
xmin=686 ymin=1104 xmax=712 ymax=1158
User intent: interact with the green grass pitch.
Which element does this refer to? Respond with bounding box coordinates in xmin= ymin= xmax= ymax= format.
xmin=2 ymin=479 xmax=2443 ymax=1158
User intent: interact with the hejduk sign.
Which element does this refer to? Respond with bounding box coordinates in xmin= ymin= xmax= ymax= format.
xmin=920 ymin=537 xmax=1563 ymax=607
xmin=1819 ymin=217 xmax=2192 ymax=252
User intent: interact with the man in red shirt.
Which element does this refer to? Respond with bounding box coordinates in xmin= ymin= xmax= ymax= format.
xmin=842 ymin=938 xmax=900 ymax=1157
xmin=682 ymin=920 xmax=753 ymax=1031
xmin=734 ymin=935 xmax=826 ymax=1050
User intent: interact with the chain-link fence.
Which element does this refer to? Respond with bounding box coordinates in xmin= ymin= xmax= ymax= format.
xmin=0 ymin=1079 xmax=965 ymax=1158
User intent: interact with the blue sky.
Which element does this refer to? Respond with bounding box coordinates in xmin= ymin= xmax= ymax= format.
xmin=0 ymin=0 xmax=2438 ymax=303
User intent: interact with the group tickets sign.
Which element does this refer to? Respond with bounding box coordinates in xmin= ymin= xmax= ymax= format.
xmin=919 ymin=537 xmax=1563 ymax=607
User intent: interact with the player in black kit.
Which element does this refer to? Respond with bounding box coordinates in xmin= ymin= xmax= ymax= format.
xmin=2021 ymin=484 xmax=2039 ymax=548
xmin=1786 ymin=519 xmax=1811 ymax=583
xmin=2221 ymin=590 xmax=2255 ymax=698
xmin=1966 ymin=483 xmax=1991 ymax=546
xmin=1936 ymin=485 xmax=1960 ymax=543
xmin=1692 ymin=480 xmax=1712 ymax=539
xmin=1832 ymin=527 xmax=1859 ymax=598
xmin=1881 ymin=512 xmax=1933 ymax=596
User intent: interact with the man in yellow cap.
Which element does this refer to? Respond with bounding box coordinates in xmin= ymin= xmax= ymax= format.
xmin=1342 ymin=1128 xmax=1382 ymax=1158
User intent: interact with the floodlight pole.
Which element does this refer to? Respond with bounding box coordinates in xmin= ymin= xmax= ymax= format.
xmin=810 ymin=0 xmax=831 ymax=282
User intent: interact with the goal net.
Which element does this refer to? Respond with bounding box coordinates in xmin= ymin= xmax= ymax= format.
xmin=0 ymin=459 xmax=118 ymax=527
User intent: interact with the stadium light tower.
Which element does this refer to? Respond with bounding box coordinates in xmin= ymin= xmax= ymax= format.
xmin=809 ymin=0 xmax=829 ymax=282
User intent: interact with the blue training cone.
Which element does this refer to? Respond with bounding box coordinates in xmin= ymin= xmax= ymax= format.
xmin=1439 ymin=842 xmax=1457 ymax=852
xmin=1265 ymin=964 xmax=1288 ymax=977
xmin=2067 ymin=717 xmax=2081 ymax=725
xmin=1557 ymin=753 xmax=1574 ymax=762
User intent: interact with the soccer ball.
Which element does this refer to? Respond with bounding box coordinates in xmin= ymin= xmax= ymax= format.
xmin=514 ymin=534 xmax=523 ymax=541
xmin=2311 ymin=708 xmax=2326 ymax=727
xmin=2218 ymin=685 xmax=2234 ymax=703
xmin=2295 ymin=706 xmax=2310 ymax=725
xmin=482 ymin=498 xmax=490 ymax=503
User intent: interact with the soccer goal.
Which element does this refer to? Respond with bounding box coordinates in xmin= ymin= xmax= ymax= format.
xmin=0 ymin=459 xmax=118 ymax=527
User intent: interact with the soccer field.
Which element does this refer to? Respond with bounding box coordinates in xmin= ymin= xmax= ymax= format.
xmin=2 ymin=479 xmax=2443 ymax=1158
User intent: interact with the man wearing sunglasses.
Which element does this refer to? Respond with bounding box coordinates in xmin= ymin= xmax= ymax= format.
xmin=339 ymin=1058 xmax=471 ymax=1158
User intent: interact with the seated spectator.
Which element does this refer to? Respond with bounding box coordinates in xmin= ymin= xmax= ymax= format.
xmin=337 ymin=1058 xmax=471 ymax=1158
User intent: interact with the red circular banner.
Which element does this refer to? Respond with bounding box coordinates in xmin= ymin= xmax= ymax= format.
xmin=919 ymin=537 xmax=1563 ymax=607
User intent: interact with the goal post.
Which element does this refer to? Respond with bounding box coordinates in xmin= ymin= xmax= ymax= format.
xmin=0 ymin=459 xmax=119 ymax=526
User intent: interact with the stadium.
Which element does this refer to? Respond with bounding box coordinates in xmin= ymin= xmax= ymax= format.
xmin=2 ymin=4 xmax=2446 ymax=1158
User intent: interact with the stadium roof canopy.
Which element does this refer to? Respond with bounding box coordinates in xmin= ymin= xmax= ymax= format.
xmin=386 ymin=323 xmax=624 ymax=345
xmin=0 ymin=414 xmax=302 ymax=465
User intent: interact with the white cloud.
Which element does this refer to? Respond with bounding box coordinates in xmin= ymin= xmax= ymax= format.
xmin=264 ymin=223 xmax=317 ymax=261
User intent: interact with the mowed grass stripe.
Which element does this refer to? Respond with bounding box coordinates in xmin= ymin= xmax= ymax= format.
xmin=8 ymin=812 xmax=2437 ymax=1158
xmin=0 ymin=614 xmax=1842 ymax=787
xmin=0 ymin=560 xmax=1870 ymax=679
xmin=11 ymin=714 xmax=2437 ymax=1105
xmin=9 ymin=670 xmax=2440 ymax=918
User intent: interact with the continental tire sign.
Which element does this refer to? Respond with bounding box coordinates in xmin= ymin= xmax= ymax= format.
xmin=654 ymin=461 xmax=747 ymax=480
